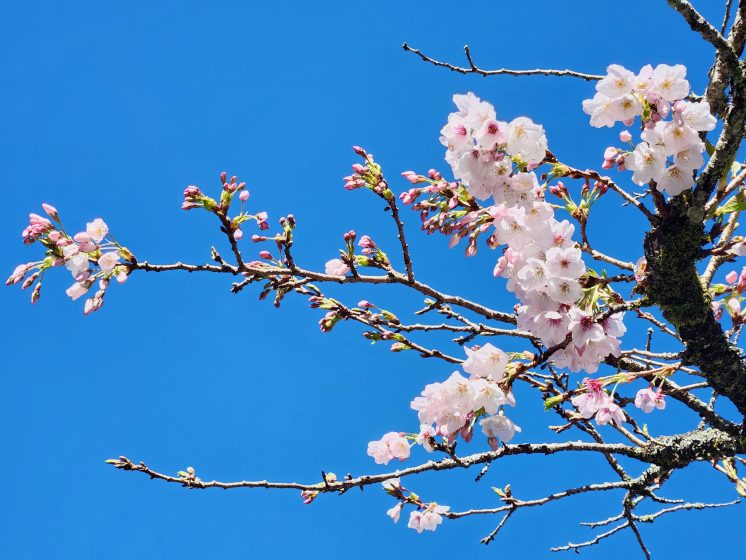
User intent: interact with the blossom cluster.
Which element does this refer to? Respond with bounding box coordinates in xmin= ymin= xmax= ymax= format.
xmin=438 ymin=93 xmax=627 ymax=374
xmin=368 ymin=343 xmax=520 ymax=471
xmin=411 ymin=344 xmax=520 ymax=450
xmin=571 ymin=377 xmax=666 ymax=426
xmin=7 ymin=206 xmax=130 ymax=314
xmin=439 ymin=92 xmax=547 ymax=201
xmin=583 ymin=64 xmax=716 ymax=196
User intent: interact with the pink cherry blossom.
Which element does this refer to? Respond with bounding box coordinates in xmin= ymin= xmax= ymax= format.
xmin=98 ymin=251 xmax=120 ymax=273
xmin=386 ymin=503 xmax=403 ymax=523
xmin=324 ymin=258 xmax=350 ymax=276
xmin=635 ymin=387 xmax=666 ymax=413
xmin=86 ymin=218 xmax=109 ymax=243
xmin=595 ymin=397 xmax=626 ymax=426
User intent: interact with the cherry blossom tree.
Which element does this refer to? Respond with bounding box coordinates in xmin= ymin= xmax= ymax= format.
xmin=8 ymin=1 xmax=746 ymax=557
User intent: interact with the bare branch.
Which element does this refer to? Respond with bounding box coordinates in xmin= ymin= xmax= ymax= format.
xmin=128 ymin=260 xmax=517 ymax=325
xmin=480 ymin=508 xmax=515 ymax=545
xmin=721 ymin=0 xmax=735 ymax=35
xmin=107 ymin=440 xmax=645 ymax=493
xmin=448 ymin=479 xmax=635 ymax=518
xmin=381 ymin=191 xmax=415 ymax=281
xmin=402 ymin=43 xmax=604 ymax=81
xmin=550 ymin=521 xmax=629 ymax=553
xmin=667 ymin=0 xmax=733 ymax=53
xmin=636 ymin=499 xmax=740 ymax=522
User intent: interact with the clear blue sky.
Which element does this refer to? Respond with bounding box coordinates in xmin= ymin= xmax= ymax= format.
xmin=1 ymin=1 xmax=741 ymax=558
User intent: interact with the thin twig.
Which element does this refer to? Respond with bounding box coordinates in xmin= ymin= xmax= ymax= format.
xmin=480 ymin=509 xmax=516 ymax=545
xmin=402 ymin=43 xmax=604 ymax=81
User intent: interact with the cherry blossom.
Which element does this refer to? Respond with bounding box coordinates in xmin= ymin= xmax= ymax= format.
xmin=367 ymin=432 xmax=411 ymax=465
xmin=595 ymin=398 xmax=626 ymax=426
xmin=462 ymin=343 xmax=508 ymax=380
xmin=407 ymin=504 xmax=449 ymax=533
xmin=480 ymin=413 xmax=521 ymax=446
xmin=86 ymin=218 xmax=109 ymax=243
xmin=583 ymin=63 xmax=713 ymax=198
xmin=324 ymin=258 xmax=350 ymax=276
xmin=635 ymin=387 xmax=666 ymax=413
xmin=386 ymin=503 xmax=403 ymax=523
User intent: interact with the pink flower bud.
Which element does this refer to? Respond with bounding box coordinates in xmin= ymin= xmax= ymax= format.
xmin=184 ymin=185 xmax=202 ymax=198
xmin=21 ymin=272 xmax=39 ymax=290
xmin=673 ymin=100 xmax=687 ymax=113
xmin=259 ymin=250 xmax=273 ymax=260
xmin=344 ymin=180 xmax=365 ymax=190
xmin=601 ymin=159 xmax=614 ymax=169
xmin=239 ymin=190 xmax=249 ymax=202
xmin=74 ymin=232 xmax=91 ymax=243
xmin=726 ymin=270 xmax=738 ymax=284
xmin=738 ymin=269 xmax=746 ymax=293
xmin=727 ymin=297 xmax=741 ymax=314
xmin=233 ymin=227 xmax=243 ymax=240
xmin=401 ymin=171 xmax=421 ymax=184
xmin=619 ymin=130 xmax=632 ymax=143
xmin=358 ymin=300 xmax=374 ymax=309
xmin=41 ymin=203 xmax=58 ymax=219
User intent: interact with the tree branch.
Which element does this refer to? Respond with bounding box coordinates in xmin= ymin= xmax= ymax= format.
xmin=668 ymin=0 xmax=733 ymax=53
xmin=107 ymin=440 xmax=645 ymax=493
xmin=402 ymin=43 xmax=604 ymax=81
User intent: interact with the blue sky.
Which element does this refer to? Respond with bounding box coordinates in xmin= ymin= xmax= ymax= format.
xmin=1 ymin=1 xmax=742 ymax=558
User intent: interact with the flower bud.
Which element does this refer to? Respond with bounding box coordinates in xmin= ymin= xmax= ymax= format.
xmin=31 ymin=283 xmax=42 ymax=304
xmin=737 ymin=269 xmax=746 ymax=293
xmin=41 ymin=203 xmax=59 ymax=220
